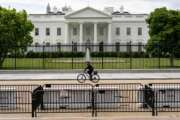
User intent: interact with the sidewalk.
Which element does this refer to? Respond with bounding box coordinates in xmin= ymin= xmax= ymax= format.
xmin=0 ymin=112 xmax=179 ymax=120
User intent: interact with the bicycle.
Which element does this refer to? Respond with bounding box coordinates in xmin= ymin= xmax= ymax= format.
xmin=77 ymin=71 xmax=100 ymax=83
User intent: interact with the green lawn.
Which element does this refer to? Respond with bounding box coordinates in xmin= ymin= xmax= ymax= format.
xmin=2 ymin=57 xmax=180 ymax=69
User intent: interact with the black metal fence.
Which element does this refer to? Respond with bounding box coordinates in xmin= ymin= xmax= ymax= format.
xmin=1 ymin=83 xmax=180 ymax=117
xmin=0 ymin=44 xmax=180 ymax=69
xmin=0 ymin=85 xmax=39 ymax=113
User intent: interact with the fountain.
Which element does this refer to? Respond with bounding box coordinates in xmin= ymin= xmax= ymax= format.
xmin=85 ymin=48 xmax=91 ymax=63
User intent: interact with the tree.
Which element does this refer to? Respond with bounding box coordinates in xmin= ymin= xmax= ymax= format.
xmin=0 ymin=7 xmax=34 ymax=67
xmin=146 ymin=7 xmax=180 ymax=67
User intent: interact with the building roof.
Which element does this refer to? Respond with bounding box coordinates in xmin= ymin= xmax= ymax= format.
xmin=65 ymin=6 xmax=112 ymax=18
xmin=29 ymin=7 xmax=148 ymax=16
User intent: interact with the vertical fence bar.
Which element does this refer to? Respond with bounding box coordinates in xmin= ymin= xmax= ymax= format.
xmin=130 ymin=42 xmax=132 ymax=69
xmin=152 ymin=90 xmax=155 ymax=116
xmin=171 ymin=48 xmax=175 ymax=68
xmin=14 ymin=47 xmax=16 ymax=70
xmin=101 ymin=46 xmax=104 ymax=69
xmin=72 ymin=44 xmax=74 ymax=69
xmin=155 ymin=91 xmax=158 ymax=116
xmin=91 ymin=86 xmax=97 ymax=117
xmin=158 ymin=45 xmax=161 ymax=69
xmin=42 ymin=45 xmax=45 ymax=69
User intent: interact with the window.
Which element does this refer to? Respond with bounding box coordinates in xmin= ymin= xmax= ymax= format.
xmin=127 ymin=42 xmax=131 ymax=53
xmin=46 ymin=28 xmax=50 ymax=36
xmin=35 ymin=42 xmax=40 ymax=47
xmin=99 ymin=27 xmax=104 ymax=36
xmin=115 ymin=42 xmax=120 ymax=52
xmin=138 ymin=27 xmax=142 ymax=36
xmin=57 ymin=28 xmax=61 ymax=36
xmin=99 ymin=42 xmax=104 ymax=52
xmin=73 ymin=42 xmax=77 ymax=52
xmin=73 ymin=27 xmax=77 ymax=36
xmin=46 ymin=42 xmax=50 ymax=46
xmin=126 ymin=27 xmax=131 ymax=36
xmin=35 ymin=28 xmax=39 ymax=36
xmin=57 ymin=42 xmax=61 ymax=51
xmin=116 ymin=28 xmax=120 ymax=36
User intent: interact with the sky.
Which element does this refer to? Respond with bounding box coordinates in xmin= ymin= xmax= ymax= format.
xmin=0 ymin=0 xmax=179 ymax=14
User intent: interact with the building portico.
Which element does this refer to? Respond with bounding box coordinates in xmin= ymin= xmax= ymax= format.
xmin=65 ymin=22 xmax=111 ymax=45
xmin=65 ymin=7 xmax=112 ymax=45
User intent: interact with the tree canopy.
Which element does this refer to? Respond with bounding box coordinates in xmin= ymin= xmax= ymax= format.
xmin=0 ymin=7 xmax=34 ymax=67
xmin=146 ymin=7 xmax=180 ymax=56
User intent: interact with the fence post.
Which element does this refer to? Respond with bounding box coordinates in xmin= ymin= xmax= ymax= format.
xmin=42 ymin=45 xmax=45 ymax=69
xmin=14 ymin=47 xmax=16 ymax=70
xmin=101 ymin=45 xmax=104 ymax=69
xmin=32 ymin=92 xmax=37 ymax=117
xmin=91 ymin=86 xmax=97 ymax=117
xmin=72 ymin=44 xmax=74 ymax=69
xmin=158 ymin=45 xmax=161 ymax=69
xmin=130 ymin=42 xmax=132 ymax=69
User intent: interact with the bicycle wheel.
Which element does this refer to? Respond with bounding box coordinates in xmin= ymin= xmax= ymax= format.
xmin=77 ymin=74 xmax=86 ymax=83
xmin=91 ymin=74 xmax=100 ymax=83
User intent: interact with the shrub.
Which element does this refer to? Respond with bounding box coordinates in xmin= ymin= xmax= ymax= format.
xmin=26 ymin=51 xmax=85 ymax=58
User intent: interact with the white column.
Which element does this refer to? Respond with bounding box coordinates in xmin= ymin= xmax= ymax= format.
xmin=108 ymin=23 xmax=112 ymax=44
xmin=79 ymin=23 xmax=83 ymax=44
xmin=94 ymin=23 xmax=97 ymax=45
xmin=79 ymin=22 xmax=83 ymax=51
xmin=64 ymin=22 xmax=69 ymax=44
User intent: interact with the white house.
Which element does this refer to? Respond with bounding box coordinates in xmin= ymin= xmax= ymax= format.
xmin=28 ymin=4 xmax=149 ymax=52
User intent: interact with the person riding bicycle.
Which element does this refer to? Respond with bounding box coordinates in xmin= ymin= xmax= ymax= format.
xmin=84 ymin=61 xmax=94 ymax=80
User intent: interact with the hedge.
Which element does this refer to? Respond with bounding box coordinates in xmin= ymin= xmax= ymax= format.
xmin=7 ymin=51 xmax=179 ymax=58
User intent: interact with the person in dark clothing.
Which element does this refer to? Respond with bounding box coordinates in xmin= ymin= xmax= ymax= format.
xmin=84 ymin=62 xmax=94 ymax=80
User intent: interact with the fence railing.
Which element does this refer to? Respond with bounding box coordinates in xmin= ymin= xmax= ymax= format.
xmin=0 ymin=44 xmax=180 ymax=70
xmin=0 ymin=85 xmax=39 ymax=113
xmin=1 ymin=83 xmax=180 ymax=117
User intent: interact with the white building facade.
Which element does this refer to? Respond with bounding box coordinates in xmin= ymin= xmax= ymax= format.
xmin=28 ymin=5 xmax=149 ymax=52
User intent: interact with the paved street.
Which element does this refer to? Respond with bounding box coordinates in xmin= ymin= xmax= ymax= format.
xmin=0 ymin=70 xmax=180 ymax=80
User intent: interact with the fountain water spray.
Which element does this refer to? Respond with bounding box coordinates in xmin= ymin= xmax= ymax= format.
xmin=85 ymin=48 xmax=91 ymax=62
